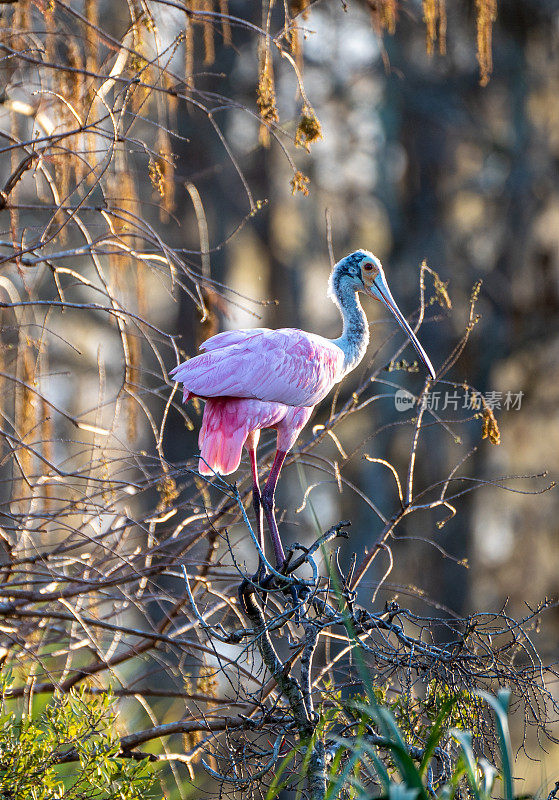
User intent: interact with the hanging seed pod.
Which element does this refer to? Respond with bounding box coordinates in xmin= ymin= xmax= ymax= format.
xmin=12 ymin=0 xmax=31 ymax=52
xmin=369 ymin=0 xmax=397 ymax=36
xmin=108 ymin=157 xmax=140 ymax=289
xmin=16 ymin=342 xmax=37 ymax=494
xmin=84 ymin=0 xmax=99 ymax=180
xmin=156 ymin=128 xmax=175 ymax=220
xmin=201 ymin=0 xmax=214 ymax=65
xmin=191 ymin=663 xmax=219 ymax=768
xmin=256 ymin=43 xmax=279 ymax=147
xmin=52 ymin=150 xmax=70 ymax=244
xmin=476 ymin=0 xmax=497 ymax=86
xmin=84 ymin=0 xmax=98 ymax=76
xmin=219 ymin=0 xmax=231 ymax=45
xmin=198 ymin=664 xmax=218 ymax=701
xmin=294 ymin=104 xmax=322 ymax=152
xmin=482 ymin=403 xmax=500 ymax=445
xmin=148 ymin=155 xmax=164 ymax=199
xmin=155 ymin=475 xmax=179 ymax=512
xmin=64 ymin=37 xmax=86 ymax=184
xmin=290 ymin=170 xmax=309 ymax=195
xmin=43 ymin=0 xmax=56 ymax=68
xmin=125 ymin=330 xmax=141 ymax=443
xmin=432 ymin=273 xmax=452 ymax=310
xmin=288 ymin=14 xmax=304 ymax=79
xmin=185 ymin=1 xmax=195 ymax=89
xmin=423 ymin=0 xmax=446 ymax=56
xmin=181 ymin=675 xmax=203 ymax=753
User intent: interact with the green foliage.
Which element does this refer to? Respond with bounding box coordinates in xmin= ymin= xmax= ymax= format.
xmin=398 ymin=682 xmax=483 ymax=746
xmin=316 ymin=681 xmax=481 ymax=754
xmin=0 ymin=672 xmax=160 ymax=800
xmin=322 ymin=688 xmax=515 ymax=800
xmin=266 ymin=685 xmax=516 ymax=800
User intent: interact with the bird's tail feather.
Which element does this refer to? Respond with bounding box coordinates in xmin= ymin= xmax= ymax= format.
xmin=198 ymin=400 xmax=248 ymax=476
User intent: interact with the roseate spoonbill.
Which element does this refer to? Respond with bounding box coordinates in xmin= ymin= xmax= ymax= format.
xmin=171 ymin=250 xmax=435 ymax=579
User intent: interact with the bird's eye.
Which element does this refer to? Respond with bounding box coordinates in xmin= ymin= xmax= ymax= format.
xmin=363 ymin=263 xmax=373 ymax=271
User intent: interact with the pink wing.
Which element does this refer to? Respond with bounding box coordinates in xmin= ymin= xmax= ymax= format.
xmin=170 ymin=328 xmax=345 ymax=408
xmin=199 ymin=328 xmax=271 ymax=353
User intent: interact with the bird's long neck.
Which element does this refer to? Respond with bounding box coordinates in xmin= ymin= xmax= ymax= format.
xmin=332 ymin=283 xmax=369 ymax=373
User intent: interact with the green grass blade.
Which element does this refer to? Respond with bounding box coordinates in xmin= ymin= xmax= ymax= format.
xmin=419 ymin=697 xmax=456 ymax=777
xmin=388 ymin=781 xmax=421 ymax=800
xmin=265 ymin=744 xmax=298 ymax=800
xmin=479 ymin=757 xmax=498 ymax=796
xmin=326 ymin=746 xmax=365 ymax=800
xmin=476 ymin=690 xmax=513 ymax=800
xmin=358 ymin=737 xmax=391 ymax=790
xmin=349 ymin=700 xmax=427 ymax=800
xmin=450 ymin=728 xmax=481 ymax=800
xmin=381 ymin=741 xmax=428 ymax=800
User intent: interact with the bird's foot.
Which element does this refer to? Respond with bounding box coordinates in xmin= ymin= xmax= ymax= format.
xmin=285 ymin=581 xmax=310 ymax=623
xmin=238 ymin=563 xmax=310 ymax=622
xmin=274 ymin=559 xmax=311 ymax=623
xmin=238 ymin=562 xmax=269 ymax=613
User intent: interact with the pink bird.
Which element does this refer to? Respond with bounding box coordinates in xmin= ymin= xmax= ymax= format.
xmin=171 ymin=250 xmax=435 ymax=580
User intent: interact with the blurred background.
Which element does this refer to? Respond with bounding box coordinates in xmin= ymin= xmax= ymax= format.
xmin=1 ymin=0 xmax=559 ymax=794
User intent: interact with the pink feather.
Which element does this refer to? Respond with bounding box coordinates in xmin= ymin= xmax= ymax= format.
xmin=196 ymin=396 xmax=312 ymax=476
xmin=170 ymin=328 xmax=337 ymax=475
xmin=170 ymin=328 xmax=345 ymax=409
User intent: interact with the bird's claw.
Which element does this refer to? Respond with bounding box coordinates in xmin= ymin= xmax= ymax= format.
xmin=238 ymin=563 xmax=310 ymax=622
xmin=238 ymin=562 xmax=270 ymax=613
xmin=286 ymin=582 xmax=310 ymax=623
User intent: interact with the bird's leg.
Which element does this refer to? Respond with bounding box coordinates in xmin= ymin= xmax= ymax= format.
xmin=239 ymin=435 xmax=269 ymax=615
xmin=262 ymin=449 xmax=307 ymax=614
xmin=261 ymin=449 xmax=287 ymax=569
xmin=248 ymin=442 xmax=266 ymax=584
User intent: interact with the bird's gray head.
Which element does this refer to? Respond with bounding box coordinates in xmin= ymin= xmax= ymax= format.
xmin=328 ymin=250 xmax=436 ymax=380
xmin=328 ymin=249 xmax=386 ymax=303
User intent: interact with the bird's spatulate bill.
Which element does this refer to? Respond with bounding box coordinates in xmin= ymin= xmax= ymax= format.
xmin=372 ymin=275 xmax=436 ymax=380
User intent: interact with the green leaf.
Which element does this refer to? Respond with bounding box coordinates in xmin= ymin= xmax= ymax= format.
xmin=419 ymin=696 xmax=456 ymax=777
xmin=358 ymin=737 xmax=391 ymax=790
xmin=479 ymin=757 xmax=498 ymax=796
xmin=265 ymin=743 xmax=298 ymax=800
xmin=450 ymin=728 xmax=481 ymax=800
xmin=476 ymin=690 xmax=513 ymax=800
xmin=326 ymin=745 xmax=365 ymax=800
xmin=388 ymin=781 xmax=421 ymax=800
